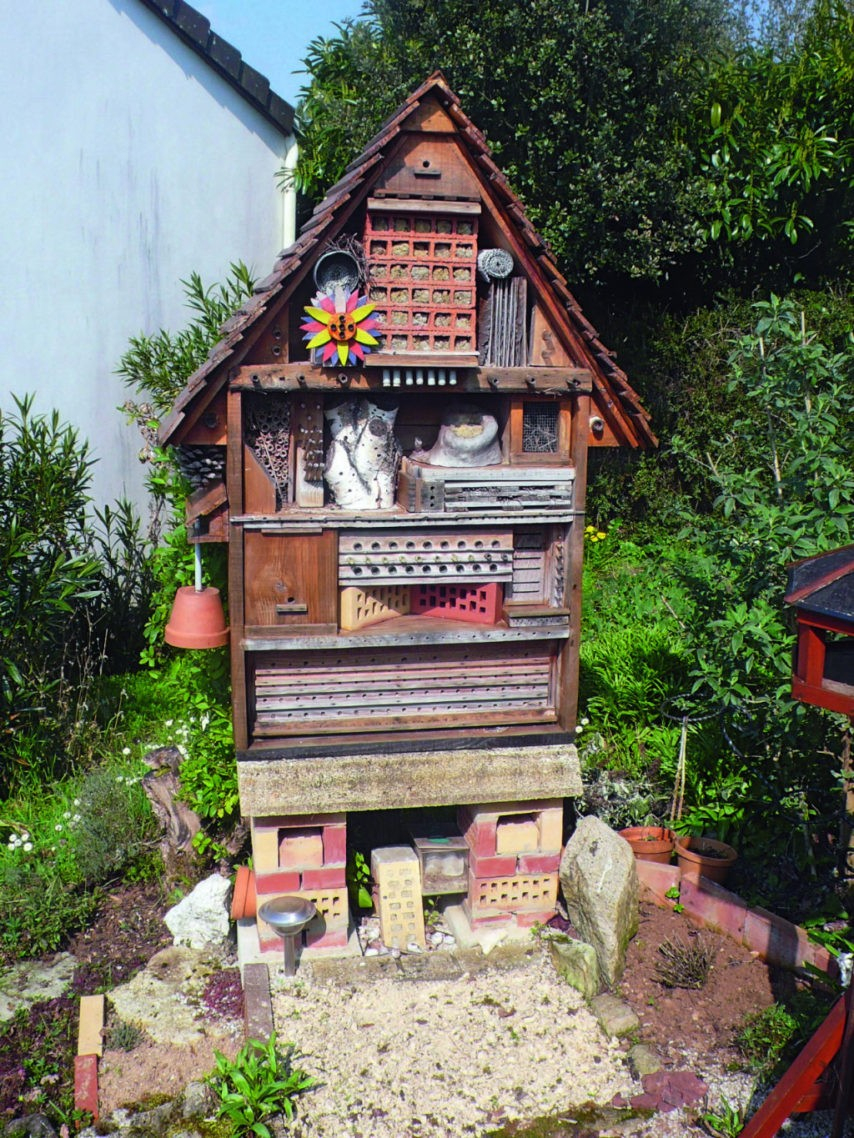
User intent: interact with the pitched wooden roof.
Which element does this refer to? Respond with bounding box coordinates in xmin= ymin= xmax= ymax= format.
xmin=786 ymin=544 xmax=854 ymax=622
xmin=160 ymin=72 xmax=654 ymax=448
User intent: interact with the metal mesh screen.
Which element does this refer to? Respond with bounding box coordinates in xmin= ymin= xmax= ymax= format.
xmin=522 ymin=402 xmax=558 ymax=453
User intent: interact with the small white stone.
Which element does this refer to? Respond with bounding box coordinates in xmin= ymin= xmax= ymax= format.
xmin=406 ymin=941 xmax=424 ymax=954
xmin=443 ymin=934 xmax=456 ymax=946
xmin=364 ymin=948 xmax=379 ymax=957
xmin=430 ymin=931 xmax=444 ymax=947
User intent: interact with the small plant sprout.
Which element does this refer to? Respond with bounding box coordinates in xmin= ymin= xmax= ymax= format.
xmin=209 ymin=1033 xmax=315 ymax=1137
xmin=701 ymin=1095 xmax=745 ymax=1137
xmin=654 ymin=936 xmax=714 ymax=989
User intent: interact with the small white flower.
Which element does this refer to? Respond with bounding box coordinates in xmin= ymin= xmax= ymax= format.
xmin=580 ymin=717 xmax=590 ymax=727
xmin=21 ymin=832 xmax=29 ymax=842
xmin=73 ymin=814 xmax=82 ymax=823
xmin=122 ymin=747 xmax=131 ymax=756
xmin=23 ymin=842 xmax=32 ymax=852
xmin=116 ymin=775 xmax=125 ymax=784
xmin=165 ymin=719 xmax=174 ymax=728
xmin=63 ymin=811 xmax=72 ymax=820
xmin=55 ymin=824 xmax=63 ymax=832
xmin=576 ymin=724 xmax=584 ymax=734
xmin=72 ymin=799 xmax=80 ymax=808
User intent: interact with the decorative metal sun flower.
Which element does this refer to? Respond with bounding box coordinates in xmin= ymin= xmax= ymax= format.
xmin=301 ymin=289 xmax=379 ymax=367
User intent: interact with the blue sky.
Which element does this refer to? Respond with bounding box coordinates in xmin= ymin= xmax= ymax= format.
xmin=193 ymin=0 xmax=368 ymax=108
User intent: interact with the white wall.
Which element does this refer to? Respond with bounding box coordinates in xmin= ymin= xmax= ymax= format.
xmin=0 ymin=0 xmax=295 ymax=517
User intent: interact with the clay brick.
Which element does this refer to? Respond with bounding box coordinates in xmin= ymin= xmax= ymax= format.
xmin=743 ymin=907 xmax=814 ymax=969
xmin=301 ymin=865 xmax=346 ymax=890
xmin=680 ymin=875 xmax=748 ymax=941
xmin=514 ymin=908 xmax=558 ymax=929
xmin=252 ymin=826 xmax=281 ymax=872
xmin=470 ymin=852 xmax=518 ymax=877
xmin=243 ymin=962 xmax=274 ymax=1041
xmin=74 ymin=1054 xmax=98 ymax=1118
xmin=279 ymin=828 xmax=324 ymax=870
xmin=278 ymin=812 xmax=346 ymax=829
xmin=517 ymin=852 xmax=561 ymax=874
xmin=462 ymin=899 xmax=514 ymax=929
xmin=306 ymin=924 xmax=350 ymax=949
xmin=495 ymin=817 xmax=539 ymax=855
xmin=255 ymin=870 xmax=301 ymax=894
xmin=536 ymin=803 xmax=563 ymax=851
xmin=77 ymin=994 xmax=105 ymax=1057
xmin=372 ymin=846 xmax=426 ymax=949
xmin=323 ymin=822 xmax=347 ymax=865
xmin=469 ymin=871 xmax=558 ymax=912
xmin=300 ymin=887 xmax=349 ymax=929
xmin=458 ymin=807 xmax=497 ymax=858
xmin=635 ymin=860 xmax=682 ymax=906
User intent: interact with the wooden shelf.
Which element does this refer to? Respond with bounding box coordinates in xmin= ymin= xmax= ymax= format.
xmin=232 ymin=505 xmax=578 ymax=530
xmin=242 ymin=615 xmax=570 ymax=652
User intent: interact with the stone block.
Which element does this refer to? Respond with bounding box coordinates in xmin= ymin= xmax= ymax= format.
xmin=470 ymin=852 xmax=518 ymax=877
xmin=77 ymin=994 xmax=105 ymax=1057
xmin=679 ymin=875 xmax=748 ymax=941
xmin=243 ymin=962 xmax=273 ymax=1041
xmin=279 ymin=828 xmax=324 ymax=870
xmin=74 ymin=1054 xmax=99 ymax=1118
xmin=496 ymin=816 xmax=539 ymax=854
xmin=517 ymin=852 xmax=561 ymax=874
xmin=590 ymin=993 xmax=639 ymax=1038
xmin=635 ymin=859 xmax=681 ymax=906
xmin=255 ymin=870 xmax=301 ymax=895
xmin=549 ymin=937 xmax=600 ymax=998
xmin=560 ymin=816 xmax=638 ymax=986
xmin=372 ymin=846 xmax=426 ymax=949
xmin=628 ymin=1044 xmax=662 ymax=1078
xmin=301 ymin=865 xmax=346 ymax=890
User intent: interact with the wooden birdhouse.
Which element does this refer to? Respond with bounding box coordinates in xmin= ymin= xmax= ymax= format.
xmin=785 ymin=545 xmax=854 ymax=716
xmin=159 ymin=74 xmax=654 ymax=954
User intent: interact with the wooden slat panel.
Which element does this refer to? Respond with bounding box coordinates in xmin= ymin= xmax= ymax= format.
xmin=251 ymin=642 xmax=555 ymax=736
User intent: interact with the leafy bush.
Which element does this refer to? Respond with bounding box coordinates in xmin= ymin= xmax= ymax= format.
xmin=736 ymin=1003 xmax=800 ymax=1077
xmin=73 ymin=766 xmax=157 ymax=885
xmin=209 ymin=1034 xmax=315 ymax=1137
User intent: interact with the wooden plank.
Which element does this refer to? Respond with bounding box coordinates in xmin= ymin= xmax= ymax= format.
xmin=227 ymin=389 xmax=249 ymax=752
xmin=243 ymin=531 xmax=337 ymax=628
xmin=291 ymin=393 xmax=325 ymax=508
xmin=367 ymin=196 xmax=480 ymax=213
xmin=739 ymin=993 xmax=846 ymax=1138
xmin=243 ymin=445 xmax=277 ymax=514
xmin=529 ymin=303 xmax=573 ymax=367
xmin=253 ymin=707 xmax=557 ymax=738
xmin=77 ymin=995 xmax=105 ymax=1057
xmin=243 ymin=962 xmax=274 ymax=1043
xmin=557 ymin=391 xmax=590 ymax=733
xmin=231 ymin=362 xmax=592 ymax=394
xmin=246 ymin=720 xmax=572 ymax=756
xmin=242 ymin=622 xmax=570 ymax=651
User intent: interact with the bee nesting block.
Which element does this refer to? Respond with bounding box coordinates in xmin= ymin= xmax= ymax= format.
xmin=371 ymin=846 xmax=426 ymax=949
xmin=339 ymin=585 xmax=411 ymax=631
xmin=412 ymin=832 xmax=469 ymax=895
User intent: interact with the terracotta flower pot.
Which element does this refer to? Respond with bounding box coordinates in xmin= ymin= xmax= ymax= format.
xmin=164 ymin=585 xmax=229 ymax=649
xmin=618 ymin=826 xmax=676 ymax=864
xmin=675 ymin=835 xmax=737 ymax=884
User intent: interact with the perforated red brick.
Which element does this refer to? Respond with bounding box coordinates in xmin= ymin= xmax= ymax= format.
xmin=412 ymin=581 xmax=503 ymax=625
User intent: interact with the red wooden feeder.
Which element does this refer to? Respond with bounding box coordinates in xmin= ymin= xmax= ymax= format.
xmin=785 ymin=544 xmax=854 ymax=716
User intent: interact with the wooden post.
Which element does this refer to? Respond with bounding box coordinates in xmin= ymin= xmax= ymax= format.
xmin=227 ymin=388 xmax=249 ymax=751
xmin=557 ymin=389 xmax=590 ymax=732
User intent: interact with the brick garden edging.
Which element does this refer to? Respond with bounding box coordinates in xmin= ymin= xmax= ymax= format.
xmin=635 ymin=860 xmax=837 ymax=977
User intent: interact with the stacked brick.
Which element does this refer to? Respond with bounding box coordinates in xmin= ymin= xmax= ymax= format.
xmin=371 ymin=846 xmax=427 ymax=950
xmin=459 ymin=799 xmax=563 ymax=929
xmin=252 ymin=813 xmax=349 ymax=951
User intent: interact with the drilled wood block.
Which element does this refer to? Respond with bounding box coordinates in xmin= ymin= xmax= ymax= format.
xmin=78 ymin=995 xmax=105 ymax=1058
xmin=371 ymin=846 xmax=426 ymax=949
xmin=469 ymin=872 xmax=559 ymax=913
xmin=339 ymin=584 xmax=411 ymax=631
xmin=339 ymin=529 xmax=513 ymax=585
xmin=495 ymin=816 xmax=539 ymax=855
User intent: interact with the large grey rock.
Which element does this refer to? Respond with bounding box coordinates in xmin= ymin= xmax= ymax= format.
xmin=164 ymin=873 xmax=231 ymax=949
xmin=559 ymin=816 xmax=638 ymax=985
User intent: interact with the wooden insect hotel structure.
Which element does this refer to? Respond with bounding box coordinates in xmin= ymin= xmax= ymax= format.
xmin=159 ymin=73 xmax=654 ymax=956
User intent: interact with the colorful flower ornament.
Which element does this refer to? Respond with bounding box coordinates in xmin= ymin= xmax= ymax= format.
xmin=301 ymin=288 xmax=379 ymax=366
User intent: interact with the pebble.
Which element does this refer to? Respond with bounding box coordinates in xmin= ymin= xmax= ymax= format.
xmin=430 ymin=932 xmax=444 ymax=947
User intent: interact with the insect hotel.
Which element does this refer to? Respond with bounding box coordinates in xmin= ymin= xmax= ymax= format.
xmin=159 ymin=73 xmax=654 ymax=957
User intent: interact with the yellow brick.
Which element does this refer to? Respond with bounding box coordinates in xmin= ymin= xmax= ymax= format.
xmin=371 ymin=846 xmax=425 ymax=949
xmin=537 ymin=805 xmax=564 ymax=853
xmin=78 ymin=994 xmax=105 ymax=1057
xmin=279 ymin=829 xmax=324 ymax=869
xmin=496 ymin=817 xmax=539 ymax=855
xmin=252 ymin=826 xmax=282 ymax=872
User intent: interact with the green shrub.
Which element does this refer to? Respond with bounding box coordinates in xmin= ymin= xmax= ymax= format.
xmin=73 ymin=766 xmax=157 ymax=885
xmin=736 ymin=1003 xmax=799 ymax=1077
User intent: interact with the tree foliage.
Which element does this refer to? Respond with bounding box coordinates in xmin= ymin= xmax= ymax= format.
xmin=292 ymin=0 xmax=731 ymax=291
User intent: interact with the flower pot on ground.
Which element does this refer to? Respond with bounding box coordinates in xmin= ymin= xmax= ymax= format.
xmin=618 ymin=826 xmax=676 ymax=864
xmin=675 ymin=835 xmax=737 ymax=884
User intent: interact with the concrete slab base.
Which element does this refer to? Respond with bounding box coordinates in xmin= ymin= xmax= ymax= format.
xmin=236 ymin=916 xmax=361 ymax=977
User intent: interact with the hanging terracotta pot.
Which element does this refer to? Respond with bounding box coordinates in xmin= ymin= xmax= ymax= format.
xmin=675 ymin=835 xmax=737 ymax=884
xmin=164 ymin=586 xmax=229 ymax=649
xmin=618 ymin=826 xmax=676 ymax=864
